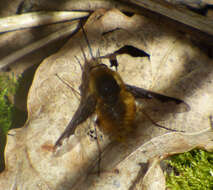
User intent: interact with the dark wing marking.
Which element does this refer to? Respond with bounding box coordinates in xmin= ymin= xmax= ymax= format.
xmin=125 ymin=84 xmax=190 ymax=112
xmin=99 ymin=45 xmax=149 ymax=71
xmin=54 ymin=95 xmax=97 ymax=148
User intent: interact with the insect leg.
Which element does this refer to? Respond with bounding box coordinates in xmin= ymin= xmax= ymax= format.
xmin=141 ymin=110 xmax=185 ymax=132
xmin=55 ymin=74 xmax=80 ymax=100
xmin=209 ymin=115 xmax=213 ymax=129
xmin=94 ymin=121 xmax=102 ymax=176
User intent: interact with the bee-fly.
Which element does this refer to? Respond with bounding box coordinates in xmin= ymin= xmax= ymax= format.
xmin=54 ymin=24 xmax=189 ymax=149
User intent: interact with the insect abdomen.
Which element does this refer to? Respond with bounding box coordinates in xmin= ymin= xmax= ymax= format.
xmin=96 ymin=89 xmax=136 ymax=141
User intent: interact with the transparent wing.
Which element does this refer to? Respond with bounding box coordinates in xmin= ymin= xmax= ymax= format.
xmin=126 ymin=84 xmax=190 ymax=114
xmin=54 ymin=95 xmax=97 ymax=148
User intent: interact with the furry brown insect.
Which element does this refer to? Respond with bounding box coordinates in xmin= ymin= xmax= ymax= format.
xmin=54 ymin=25 xmax=189 ymax=149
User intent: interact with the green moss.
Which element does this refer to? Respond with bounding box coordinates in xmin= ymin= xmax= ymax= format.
xmin=166 ymin=149 xmax=213 ymax=190
xmin=0 ymin=74 xmax=19 ymax=172
xmin=0 ymin=74 xmax=18 ymax=135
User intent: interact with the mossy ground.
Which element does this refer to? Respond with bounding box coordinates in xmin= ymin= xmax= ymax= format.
xmin=0 ymin=74 xmax=19 ymax=172
xmin=166 ymin=149 xmax=213 ymax=190
xmin=0 ymin=74 xmax=18 ymax=134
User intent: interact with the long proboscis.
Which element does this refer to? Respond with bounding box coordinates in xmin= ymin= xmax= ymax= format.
xmin=80 ymin=22 xmax=94 ymax=60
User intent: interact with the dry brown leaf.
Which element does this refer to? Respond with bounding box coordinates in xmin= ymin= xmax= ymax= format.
xmin=141 ymin=157 xmax=166 ymax=190
xmin=1 ymin=9 xmax=213 ymax=190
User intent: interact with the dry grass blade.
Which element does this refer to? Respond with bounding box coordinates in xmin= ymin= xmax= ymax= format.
xmin=0 ymin=21 xmax=80 ymax=71
xmin=122 ymin=0 xmax=213 ymax=36
xmin=0 ymin=11 xmax=89 ymax=33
